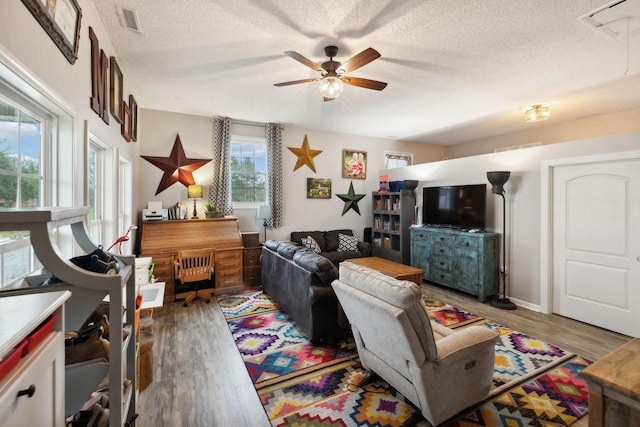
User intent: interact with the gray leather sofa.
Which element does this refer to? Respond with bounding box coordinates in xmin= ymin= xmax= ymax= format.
xmin=260 ymin=240 xmax=342 ymax=342
xmin=290 ymin=229 xmax=371 ymax=265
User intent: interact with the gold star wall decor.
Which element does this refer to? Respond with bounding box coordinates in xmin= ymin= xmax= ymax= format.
xmin=141 ymin=134 xmax=211 ymax=195
xmin=287 ymin=134 xmax=322 ymax=173
xmin=336 ymin=181 xmax=366 ymax=216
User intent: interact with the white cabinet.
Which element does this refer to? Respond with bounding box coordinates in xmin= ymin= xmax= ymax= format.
xmin=0 ymin=208 xmax=137 ymax=426
xmin=0 ymin=291 xmax=69 ymax=427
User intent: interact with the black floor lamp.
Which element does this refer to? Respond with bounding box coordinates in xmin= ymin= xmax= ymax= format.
xmin=487 ymin=171 xmax=516 ymax=310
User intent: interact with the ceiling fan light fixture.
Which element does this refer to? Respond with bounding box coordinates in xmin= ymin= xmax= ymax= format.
xmin=320 ymin=76 xmax=343 ymax=99
xmin=525 ymin=104 xmax=550 ymax=122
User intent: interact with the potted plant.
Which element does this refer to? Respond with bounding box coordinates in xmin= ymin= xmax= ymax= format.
xmin=204 ymin=203 xmax=220 ymax=218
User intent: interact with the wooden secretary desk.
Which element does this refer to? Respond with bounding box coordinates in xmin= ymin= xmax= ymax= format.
xmin=139 ymin=217 xmax=244 ymax=302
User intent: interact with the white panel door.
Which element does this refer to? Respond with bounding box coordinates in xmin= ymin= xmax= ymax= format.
xmin=552 ymin=159 xmax=640 ymax=337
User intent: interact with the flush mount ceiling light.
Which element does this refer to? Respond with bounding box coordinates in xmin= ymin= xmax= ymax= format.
xmin=525 ymin=104 xmax=551 ymax=122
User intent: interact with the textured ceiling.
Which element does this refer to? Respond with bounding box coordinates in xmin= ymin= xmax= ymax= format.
xmin=94 ymin=0 xmax=640 ymax=145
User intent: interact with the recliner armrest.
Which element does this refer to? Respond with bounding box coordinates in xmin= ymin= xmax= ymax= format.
xmin=434 ymin=326 xmax=498 ymax=360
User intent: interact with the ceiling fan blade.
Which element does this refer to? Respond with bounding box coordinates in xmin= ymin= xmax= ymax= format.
xmin=284 ymin=51 xmax=324 ymax=72
xmin=342 ymin=76 xmax=387 ymax=91
xmin=337 ymin=48 xmax=381 ymax=74
xmin=323 ymin=96 xmax=336 ymax=102
xmin=273 ymin=78 xmax=319 ymax=87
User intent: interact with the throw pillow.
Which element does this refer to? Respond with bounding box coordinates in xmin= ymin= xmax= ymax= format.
xmin=301 ymin=235 xmax=322 ymax=253
xmin=337 ymin=233 xmax=359 ymax=252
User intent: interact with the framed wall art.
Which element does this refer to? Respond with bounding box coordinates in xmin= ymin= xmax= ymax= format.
xmin=110 ymin=56 xmax=124 ymax=124
xmin=129 ymin=95 xmax=138 ymax=142
xmin=21 ymin=0 xmax=82 ymax=64
xmin=307 ymin=178 xmax=332 ymax=199
xmin=121 ymin=100 xmax=132 ymax=142
xmin=342 ymin=149 xmax=367 ymax=180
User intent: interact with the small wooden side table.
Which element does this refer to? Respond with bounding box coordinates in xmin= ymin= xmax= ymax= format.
xmin=581 ymin=338 xmax=640 ymax=427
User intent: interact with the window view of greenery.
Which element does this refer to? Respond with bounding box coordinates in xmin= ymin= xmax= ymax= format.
xmin=0 ymin=98 xmax=43 ymax=286
xmin=231 ymin=139 xmax=266 ymax=203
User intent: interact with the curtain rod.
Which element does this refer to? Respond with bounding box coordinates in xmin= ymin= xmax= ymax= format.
xmin=211 ymin=116 xmax=286 ymax=129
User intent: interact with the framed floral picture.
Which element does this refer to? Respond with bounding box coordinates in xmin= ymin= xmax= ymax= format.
xmin=342 ymin=149 xmax=367 ymax=180
xmin=307 ymin=178 xmax=331 ymax=199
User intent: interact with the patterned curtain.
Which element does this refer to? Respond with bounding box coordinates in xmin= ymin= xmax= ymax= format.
xmin=209 ymin=117 xmax=233 ymax=215
xmin=265 ymin=123 xmax=283 ymax=228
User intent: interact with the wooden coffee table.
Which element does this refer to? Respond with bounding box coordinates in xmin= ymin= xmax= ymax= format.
xmin=348 ymin=257 xmax=424 ymax=285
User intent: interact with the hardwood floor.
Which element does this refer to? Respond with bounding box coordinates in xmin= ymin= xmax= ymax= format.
xmin=135 ymin=283 xmax=632 ymax=427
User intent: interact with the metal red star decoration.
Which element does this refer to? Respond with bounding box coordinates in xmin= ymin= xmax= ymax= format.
xmin=141 ymin=134 xmax=211 ymax=195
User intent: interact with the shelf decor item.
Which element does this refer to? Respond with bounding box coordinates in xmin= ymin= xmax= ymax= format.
xmin=487 ymin=171 xmax=516 ymax=310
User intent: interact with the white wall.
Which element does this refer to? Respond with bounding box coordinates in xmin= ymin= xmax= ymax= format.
xmin=137 ymin=108 xmax=445 ymax=241
xmin=384 ymin=131 xmax=640 ymax=308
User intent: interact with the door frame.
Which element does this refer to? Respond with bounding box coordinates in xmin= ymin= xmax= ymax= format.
xmin=540 ymin=150 xmax=640 ymax=315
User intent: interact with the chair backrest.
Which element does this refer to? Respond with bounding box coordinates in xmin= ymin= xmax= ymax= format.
xmin=176 ymin=248 xmax=215 ymax=283
xmin=332 ymin=262 xmax=438 ymax=372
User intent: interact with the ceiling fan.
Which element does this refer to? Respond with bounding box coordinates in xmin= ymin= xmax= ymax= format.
xmin=274 ymin=46 xmax=387 ymax=101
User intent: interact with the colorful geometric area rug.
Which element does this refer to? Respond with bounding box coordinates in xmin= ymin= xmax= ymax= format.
xmin=217 ymin=290 xmax=591 ymax=427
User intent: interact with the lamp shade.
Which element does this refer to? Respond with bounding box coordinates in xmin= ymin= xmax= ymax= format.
xmin=187 ymin=185 xmax=203 ymax=199
xmin=320 ymin=76 xmax=343 ymax=99
xmin=487 ymin=171 xmax=510 ymax=194
xmin=257 ymin=205 xmax=272 ymax=220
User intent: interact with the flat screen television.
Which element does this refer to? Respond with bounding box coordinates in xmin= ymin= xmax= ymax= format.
xmin=422 ymin=184 xmax=487 ymax=229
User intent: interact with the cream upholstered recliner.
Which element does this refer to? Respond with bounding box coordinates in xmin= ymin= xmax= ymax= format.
xmin=332 ymin=261 xmax=498 ymax=426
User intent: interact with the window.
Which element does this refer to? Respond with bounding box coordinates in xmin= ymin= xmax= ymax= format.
xmin=117 ymin=157 xmax=134 ymax=254
xmin=230 ymin=136 xmax=266 ymax=203
xmin=0 ymin=96 xmax=45 ymax=286
xmin=384 ymin=151 xmax=413 ymax=169
xmin=87 ymin=141 xmax=104 ymax=244
xmin=0 ymin=98 xmax=43 ymax=208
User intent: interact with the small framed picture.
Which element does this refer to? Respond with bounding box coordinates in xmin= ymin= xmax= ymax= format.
xmin=129 ymin=95 xmax=138 ymax=142
xmin=110 ymin=57 xmax=124 ymax=124
xmin=121 ymin=100 xmax=132 ymax=142
xmin=307 ymin=178 xmax=332 ymax=199
xmin=342 ymin=149 xmax=367 ymax=180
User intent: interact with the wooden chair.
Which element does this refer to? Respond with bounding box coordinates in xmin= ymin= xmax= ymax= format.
xmin=174 ymin=248 xmax=215 ymax=307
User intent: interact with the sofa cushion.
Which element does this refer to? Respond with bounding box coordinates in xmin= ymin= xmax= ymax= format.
xmin=301 ymin=235 xmax=322 ymax=253
xmin=325 ymin=229 xmax=353 ymax=252
xmin=294 ymin=251 xmax=338 ymax=283
xmin=277 ymin=242 xmax=301 ymax=260
xmin=264 ymin=240 xmax=280 ymax=252
xmin=291 ymin=231 xmax=326 ymax=252
xmin=337 ymin=233 xmax=359 ymax=252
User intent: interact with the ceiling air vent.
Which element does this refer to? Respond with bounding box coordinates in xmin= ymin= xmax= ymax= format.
xmin=119 ymin=7 xmax=142 ymax=33
xmin=579 ymin=0 xmax=640 ymax=38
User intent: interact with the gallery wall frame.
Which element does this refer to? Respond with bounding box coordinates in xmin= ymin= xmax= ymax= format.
xmin=129 ymin=95 xmax=138 ymax=142
xmin=110 ymin=56 xmax=124 ymax=124
xmin=342 ymin=149 xmax=367 ymax=180
xmin=307 ymin=178 xmax=332 ymax=199
xmin=21 ymin=0 xmax=82 ymax=65
xmin=121 ymin=100 xmax=132 ymax=142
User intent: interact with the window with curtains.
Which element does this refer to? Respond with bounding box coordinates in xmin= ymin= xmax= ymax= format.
xmin=230 ymin=136 xmax=266 ymax=203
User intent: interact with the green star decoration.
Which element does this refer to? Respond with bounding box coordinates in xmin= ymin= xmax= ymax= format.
xmin=336 ymin=181 xmax=366 ymax=216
